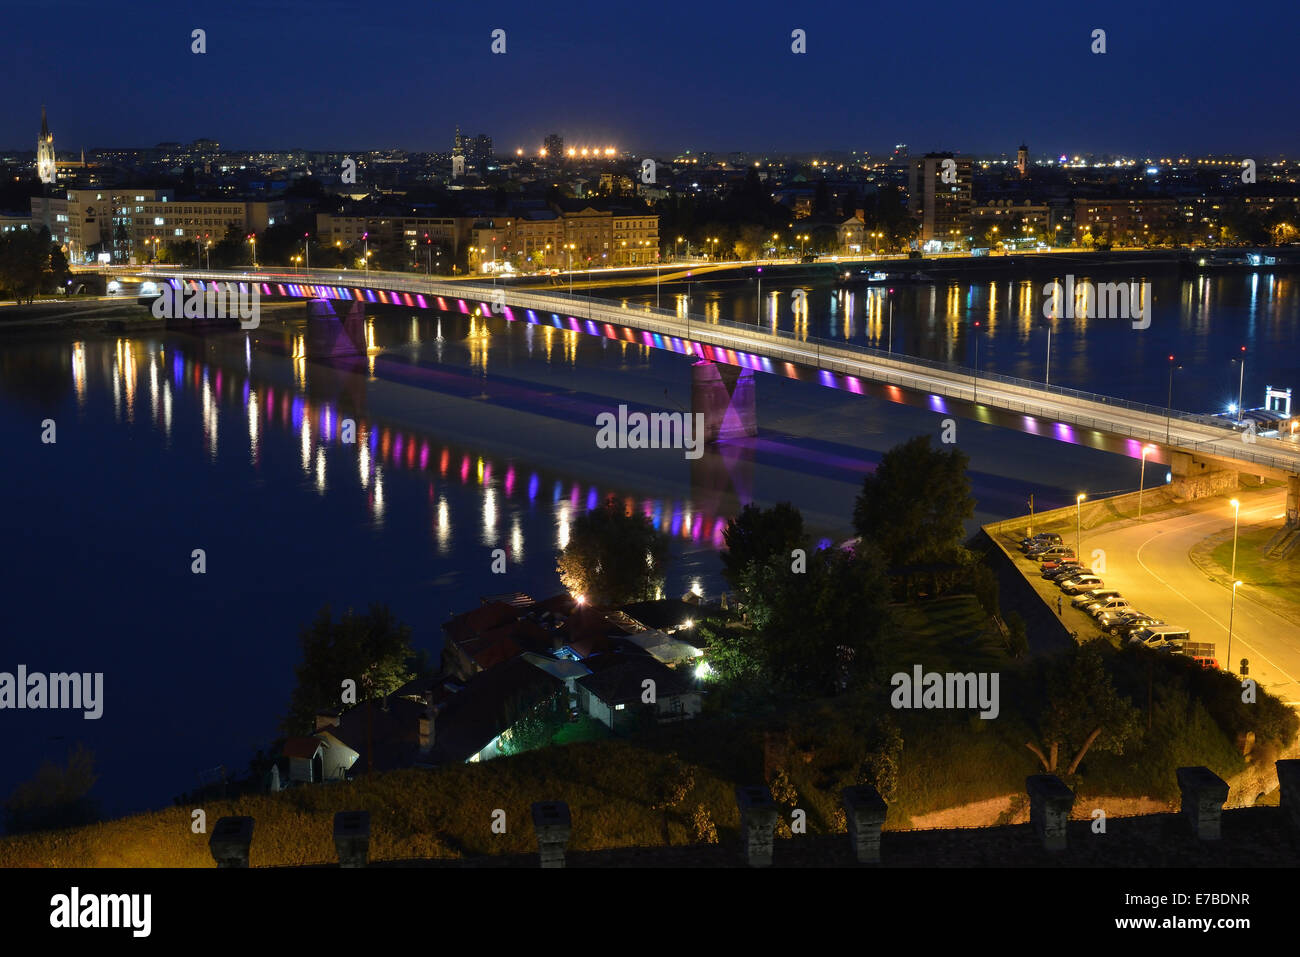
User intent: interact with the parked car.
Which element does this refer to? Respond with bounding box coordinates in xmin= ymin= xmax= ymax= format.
xmin=1042 ymin=562 xmax=1084 ymax=579
xmin=1075 ymin=590 xmax=1123 ymax=612
xmin=1046 ymin=565 xmax=1092 ymax=582
xmin=1069 ymin=586 xmax=1118 ymax=604
xmin=1129 ymin=625 xmax=1190 ymax=648
xmin=1177 ymin=641 xmax=1219 ymax=670
xmin=1061 ymin=576 xmax=1105 ymax=595
xmin=1035 ymin=546 xmax=1076 ymax=563
xmin=1107 ymin=613 xmax=1163 ymax=638
xmin=1027 ymin=540 xmax=1068 ymax=556
xmin=1039 ymin=557 xmax=1078 ymax=573
xmin=1019 ymin=532 xmax=1062 ymax=552
xmin=1090 ymin=598 xmax=1134 ymax=621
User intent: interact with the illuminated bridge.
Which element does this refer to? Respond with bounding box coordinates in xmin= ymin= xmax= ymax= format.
xmin=118 ymin=266 xmax=1300 ymax=524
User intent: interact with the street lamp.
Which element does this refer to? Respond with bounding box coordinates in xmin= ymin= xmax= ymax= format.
xmin=1227 ymin=580 xmax=1242 ymax=672
xmin=1230 ymin=498 xmax=1241 ymax=580
xmin=887 ymin=287 xmax=895 ymax=353
xmin=1138 ymin=444 xmax=1155 ymax=517
xmin=247 ymin=234 xmax=257 ymax=268
xmin=1075 ymin=493 xmax=1086 ymax=559
xmin=303 ymin=232 xmax=311 ymax=271
xmin=972 ymin=319 xmax=982 ymax=401
xmin=362 ymin=232 xmax=369 ymax=275
xmin=1165 ymin=355 xmax=1182 ymax=443
xmin=1231 ymin=345 xmax=1246 ymax=426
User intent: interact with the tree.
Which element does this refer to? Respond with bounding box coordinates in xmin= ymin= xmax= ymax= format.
xmin=853 ymin=435 xmax=975 ymax=570
xmin=4 ymin=744 xmax=99 ymax=834
xmin=720 ymin=502 xmax=806 ymax=594
xmin=498 ymin=694 xmax=564 ymax=755
xmin=284 ymin=603 xmax=418 ymax=734
xmin=1026 ymin=641 xmax=1141 ymax=775
xmin=556 ymin=497 xmax=670 ymax=606
xmin=0 ymin=227 xmax=61 ymax=303
xmin=728 ymin=544 xmax=894 ymax=696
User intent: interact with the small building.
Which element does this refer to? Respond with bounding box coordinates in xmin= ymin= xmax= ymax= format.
xmin=282 ymin=736 xmax=325 ymax=783
xmin=577 ymin=654 xmax=703 ymax=732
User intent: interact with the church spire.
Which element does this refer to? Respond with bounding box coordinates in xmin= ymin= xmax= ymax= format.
xmin=40 ymin=105 xmax=50 ymax=140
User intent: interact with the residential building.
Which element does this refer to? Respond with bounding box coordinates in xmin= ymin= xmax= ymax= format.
xmin=908 ymin=153 xmax=973 ymax=249
xmin=1073 ymin=197 xmax=1179 ymax=245
xmin=576 ymin=654 xmax=703 ymax=731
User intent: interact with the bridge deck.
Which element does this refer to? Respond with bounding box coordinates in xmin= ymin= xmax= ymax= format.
xmin=123 ymin=266 xmax=1300 ymax=478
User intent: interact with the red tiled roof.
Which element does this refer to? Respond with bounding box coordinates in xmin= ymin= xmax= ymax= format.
xmin=282 ymin=736 xmax=323 ymax=760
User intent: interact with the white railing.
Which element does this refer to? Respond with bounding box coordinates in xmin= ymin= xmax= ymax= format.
xmin=129 ymin=266 xmax=1300 ymax=475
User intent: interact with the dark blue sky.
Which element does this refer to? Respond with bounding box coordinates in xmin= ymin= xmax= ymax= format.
xmin=4 ymin=0 xmax=1296 ymax=155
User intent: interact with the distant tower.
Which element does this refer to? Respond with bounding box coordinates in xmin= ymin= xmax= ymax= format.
xmin=1017 ymin=143 xmax=1028 ymax=178
xmin=451 ymin=125 xmax=466 ymax=179
xmin=37 ymin=106 xmax=56 ymax=184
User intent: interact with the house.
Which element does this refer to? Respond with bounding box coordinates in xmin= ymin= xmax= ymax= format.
xmin=427 ymin=656 xmax=565 ymax=764
xmin=282 ymin=737 xmax=324 ymax=783
xmin=576 ymin=653 xmax=703 ymax=732
xmin=615 ymin=599 xmax=701 ymax=635
xmin=279 ymin=732 xmax=359 ymax=784
xmin=618 ymin=628 xmax=706 ymax=668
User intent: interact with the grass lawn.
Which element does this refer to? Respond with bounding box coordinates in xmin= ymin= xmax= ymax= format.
xmin=552 ymin=715 xmax=611 ymax=746
xmin=1211 ymin=526 xmax=1300 ymax=592
xmin=884 ymin=595 xmax=1009 ymax=675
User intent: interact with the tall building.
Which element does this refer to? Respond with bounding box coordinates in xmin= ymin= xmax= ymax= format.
xmin=1017 ymin=143 xmax=1029 ymax=178
xmin=471 ymin=134 xmax=493 ymax=170
xmin=908 ymin=152 xmax=973 ymax=249
xmin=37 ymin=106 xmax=56 ymax=184
xmin=543 ymin=133 xmax=563 ymax=160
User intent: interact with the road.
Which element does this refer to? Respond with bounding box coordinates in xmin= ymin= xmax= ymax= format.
xmin=1078 ymin=487 xmax=1299 ymax=704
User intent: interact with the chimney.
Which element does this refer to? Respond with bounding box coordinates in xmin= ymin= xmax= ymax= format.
xmin=734 ymin=785 xmax=779 ymax=867
xmin=1277 ymin=760 xmax=1300 ymax=834
xmin=333 ymin=810 xmax=371 ymax=868
xmin=1176 ymin=766 xmax=1230 ymax=840
xmin=531 ymin=801 xmax=572 ymax=868
xmin=842 ymin=785 xmax=888 ymax=863
xmin=209 ymin=816 xmax=255 ymax=868
xmin=1026 ymin=774 xmax=1075 ymax=851
xmin=418 ymin=708 xmax=436 ymax=753
xmin=314 ymin=709 xmax=339 ymax=731
xmin=855 ymin=208 xmax=865 ymax=222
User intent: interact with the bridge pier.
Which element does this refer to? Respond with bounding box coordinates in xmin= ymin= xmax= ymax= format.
xmin=692 ymin=361 xmax=756 ymax=443
xmin=1168 ymin=451 xmax=1239 ymax=502
xmin=306 ymin=299 xmax=367 ymax=358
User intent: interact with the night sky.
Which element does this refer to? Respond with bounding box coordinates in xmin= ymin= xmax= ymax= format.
xmin=3 ymin=0 xmax=1297 ymax=155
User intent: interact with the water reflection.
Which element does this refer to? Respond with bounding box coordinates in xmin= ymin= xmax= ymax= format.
xmin=49 ymin=334 xmax=733 ymax=578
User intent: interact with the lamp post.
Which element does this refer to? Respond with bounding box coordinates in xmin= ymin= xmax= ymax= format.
xmin=887 ymin=288 xmax=895 ymax=353
xmin=1227 ymin=580 xmax=1242 ymax=672
xmin=1165 ymin=354 xmax=1181 ymax=443
xmin=1230 ymin=498 xmax=1241 ymax=580
xmin=972 ymin=319 xmax=982 ymax=401
xmin=756 ymin=267 xmax=763 ymax=326
xmin=1232 ymin=345 xmax=1246 ymax=426
xmin=1076 ymin=493 xmax=1086 ymax=559
xmin=1139 ymin=445 xmax=1155 ymax=517
xmin=247 ymin=234 xmax=257 ymax=269
xmin=362 ymin=232 xmax=369 ymax=276
xmin=656 ymin=248 xmax=661 ymax=309
xmin=1044 ymin=314 xmax=1054 ymax=386
xmin=304 ymin=232 xmax=311 ymax=272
